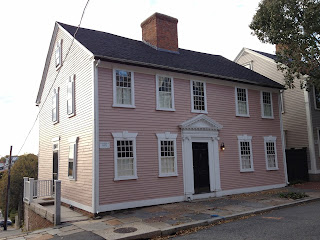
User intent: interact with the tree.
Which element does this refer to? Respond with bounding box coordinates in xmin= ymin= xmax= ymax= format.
xmin=0 ymin=154 xmax=38 ymax=222
xmin=250 ymin=0 xmax=320 ymax=90
xmin=0 ymin=156 xmax=7 ymax=164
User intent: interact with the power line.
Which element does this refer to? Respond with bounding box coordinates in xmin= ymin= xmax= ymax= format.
xmin=17 ymin=0 xmax=90 ymax=155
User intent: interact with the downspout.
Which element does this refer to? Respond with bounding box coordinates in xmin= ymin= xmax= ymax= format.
xmin=279 ymin=91 xmax=289 ymax=184
xmin=92 ymin=59 xmax=100 ymax=215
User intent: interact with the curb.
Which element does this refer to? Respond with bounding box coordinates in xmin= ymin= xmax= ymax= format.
xmin=154 ymin=196 xmax=320 ymax=239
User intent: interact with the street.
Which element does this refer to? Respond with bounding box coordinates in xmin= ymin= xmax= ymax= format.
xmin=174 ymin=201 xmax=320 ymax=240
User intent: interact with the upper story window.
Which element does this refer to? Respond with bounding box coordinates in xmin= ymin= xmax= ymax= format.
xmin=68 ymin=137 xmax=78 ymax=180
xmin=52 ymin=88 xmax=59 ymax=124
xmin=156 ymin=132 xmax=178 ymax=177
xmin=261 ymin=91 xmax=274 ymax=118
xmin=235 ymin=87 xmax=249 ymax=117
xmin=55 ymin=40 xmax=62 ymax=69
xmin=264 ymin=136 xmax=278 ymax=170
xmin=113 ymin=69 xmax=135 ymax=108
xmin=191 ymin=80 xmax=207 ymax=113
xmin=314 ymin=86 xmax=320 ymax=110
xmin=237 ymin=135 xmax=254 ymax=172
xmin=156 ymin=75 xmax=175 ymax=111
xmin=67 ymin=75 xmax=75 ymax=116
xmin=112 ymin=131 xmax=138 ymax=181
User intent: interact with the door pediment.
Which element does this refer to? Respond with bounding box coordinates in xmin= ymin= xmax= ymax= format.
xmin=180 ymin=114 xmax=223 ymax=131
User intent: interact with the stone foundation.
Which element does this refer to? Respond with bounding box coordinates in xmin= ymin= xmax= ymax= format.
xmin=24 ymin=203 xmax=53 ymax=231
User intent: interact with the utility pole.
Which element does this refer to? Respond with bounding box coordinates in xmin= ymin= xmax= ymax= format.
xmin=3 ymin=146 xmax=12 ymax=231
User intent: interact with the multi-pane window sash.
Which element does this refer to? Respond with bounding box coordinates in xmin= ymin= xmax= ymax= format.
xmin=314 ymin=86 xmax=320 ymax=109
xmin=237 ymin=88 xmax=248 ymax=116
xmin=266 ymin=142 xmax=276 ymax=169
xmin=55 ymin=40 xmax=62 ymax=68
xmin=67 ymin=75 xmax=75 ymax=115
xmin=117 ymin=140 xmax=134 ymax=177
xmin=192 ymin=81 xmax=206 ymax=112
xmin=240 ymin=141 xmax=252 ymax=170
xmin=160 ymin=140 xmax=175 ymax=174
xmin=68 ymin=142 xmax=77 ymax=179
xmin=116 ymin=70 xmax=132 ymax=105
xmin=158 ymin=76 xmax=173 ymax=109
xmin=262 ymin=92 xmax=273 ymax=118
xmin=52 ymin=88 xmax=58 ymax=123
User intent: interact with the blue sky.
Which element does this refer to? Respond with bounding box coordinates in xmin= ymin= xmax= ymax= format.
xmin=0 ymin=0 xmax=274 ymax=157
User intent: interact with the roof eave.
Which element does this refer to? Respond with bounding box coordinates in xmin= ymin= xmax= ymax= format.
xmin=94 ymin=55 xmax=284 ymax=90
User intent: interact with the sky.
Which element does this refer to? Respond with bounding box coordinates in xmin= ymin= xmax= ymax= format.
xmin=0 ymin=0 xmax=275 ymax=157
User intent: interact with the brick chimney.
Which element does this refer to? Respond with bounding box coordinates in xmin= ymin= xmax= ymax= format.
xmin=141 ymin=13 xmax=179 ymax=53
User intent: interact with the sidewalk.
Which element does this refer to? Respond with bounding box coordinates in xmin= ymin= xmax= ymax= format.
xmin=1 ymin=184 xmax=320 ymax=240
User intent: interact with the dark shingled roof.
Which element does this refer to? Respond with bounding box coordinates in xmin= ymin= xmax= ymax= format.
xmin=59 ymin=22 xmax=283 ymax=89
xmin=250 ymin=49 xmax=277 ymax=60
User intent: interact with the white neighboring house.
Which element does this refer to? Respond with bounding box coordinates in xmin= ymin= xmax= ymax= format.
xmin=235 ymin=48 xmax=320 ymax=181
xmin=4 ymin=156 xmax=19 ymax=169
xmin=0 ymin=163 xmax=4 ymax=171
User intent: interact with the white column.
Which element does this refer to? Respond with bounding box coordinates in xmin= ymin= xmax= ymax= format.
xmin=213 ymin=138 xmax=221 ymax=192
xmin=29 ymin=178 xmax=34 ymax=204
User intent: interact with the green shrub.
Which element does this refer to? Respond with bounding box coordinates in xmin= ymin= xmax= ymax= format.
xmin=279 ymin=192 xmax=308 ymax=200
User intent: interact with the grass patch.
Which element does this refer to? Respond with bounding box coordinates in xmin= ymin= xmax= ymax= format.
xmin=279 ymin=192 xmax=309 ymax=200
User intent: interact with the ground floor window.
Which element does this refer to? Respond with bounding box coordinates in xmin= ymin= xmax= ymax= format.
xmin=237 ymin=135 xmax=254 ymax=172
xmin=264 ymin=136 xmax=278 ymax=170
xmin=68 ymin=137 xmax=78 ymax=180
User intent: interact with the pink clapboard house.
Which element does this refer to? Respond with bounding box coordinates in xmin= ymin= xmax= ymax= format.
xmin=35 ymin=13 xmax=287 ymax=215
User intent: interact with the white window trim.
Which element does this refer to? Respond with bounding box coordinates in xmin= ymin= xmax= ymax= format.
xmin=264 ymin=136 xmax=278 ymax=171
xmin=280 ymin=90 xmax=285 ymax=114
xmin=55 ymin=39 xmax=62 ymax=70
xmin=68 ymin=137 xmax=78 ymax=180
xmin=313 ymin=86 xmax=320 ymax=110
xmin=112 ymin=69 xmax=135 ymax=108
xmin=242 ymin=61 xmax=252 ymax=70
xmin=156 ymin=132 xmax=178 ymax=177
xmin=235 ymin=87 xmax=250 ymax=117
xmin=156 ymin=75 xmax=175 ymax=111
xmin=112 ymin=131 xmax=138 ymax=181
xmin=67 ymin=74 xmax=75 ymax=117
xmin=52 ymin=87 xmax=59 ymax=124
xmin=237 ymin=135 xmax=254 ymax=172
xmin=260 ymin=91 xmax=274 ymax=119
xmin=190 ymin=80 xmax=208 ymax=114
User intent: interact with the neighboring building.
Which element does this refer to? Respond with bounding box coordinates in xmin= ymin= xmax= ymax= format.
xmin=36 ymin=13 xmax=287 ymax=215
xmin=235 ymin=48 xmax=320 ymax=181
xmin=4 ymin=156 xmax=19 ymax=168
xmin=0 ymin=163 xmax=4 ymax=171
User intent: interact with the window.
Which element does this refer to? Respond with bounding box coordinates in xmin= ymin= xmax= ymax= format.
xmin=113 ymin=69 xmax=135 ymax=108
xmin=67 ymin=75 xmax=75 ymax=116
xmin=238 ymin=135 xmax=254 ymax=172
xmin=68 ymin=137 xmax=78 ymax=180
xmin=156 ymin=132 xmax=178 ymax=177
xmin=52 ymin=88 xmax=59 ymax=123
xmin=264 ymin=136 xmax=278 ymax=170
xmin=112 ymin=131 xmax=138 ymax=180
xmin=156 ymin=75 xmax=175 ymax=111
xmin=314 ymin=86 xmax=320 ymax=110
xmin=261 ymin=91 xmax=273 ymax=118
xmin=280 ymin=90 xmax=285 ymax=114
xmin=191 ymin=80 xmax=207 ymax=113
xmin=235 ymin=87 xmax=249 ymax=117
xmin=55 ymin=40 xmax=62 ymax=69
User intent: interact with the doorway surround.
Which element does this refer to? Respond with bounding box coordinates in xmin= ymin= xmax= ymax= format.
xmin=180 ymin=114 xmax=222 ymax=200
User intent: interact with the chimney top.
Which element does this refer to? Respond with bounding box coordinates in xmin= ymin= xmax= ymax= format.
xmin=141 ymin=12 xmax=179 ymax=53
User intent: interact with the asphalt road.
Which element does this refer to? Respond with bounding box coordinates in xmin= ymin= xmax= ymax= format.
xmin=174 ymin=201 xmax=320 ymax=240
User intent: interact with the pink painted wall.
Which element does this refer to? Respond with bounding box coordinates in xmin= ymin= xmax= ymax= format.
xmin=98 ymin=67 xmax=285 ymax=205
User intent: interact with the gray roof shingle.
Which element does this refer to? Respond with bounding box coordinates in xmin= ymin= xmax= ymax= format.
xmin=59 ymin=22 xmax=283 ymax=89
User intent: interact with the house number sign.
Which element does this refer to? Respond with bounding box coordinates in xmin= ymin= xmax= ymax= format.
xmin=100 ymin=142 xmax=110 ymax=149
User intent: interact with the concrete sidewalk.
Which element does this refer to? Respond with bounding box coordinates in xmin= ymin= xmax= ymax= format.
xmin=1 ymin=184 xmax=320 ymax=240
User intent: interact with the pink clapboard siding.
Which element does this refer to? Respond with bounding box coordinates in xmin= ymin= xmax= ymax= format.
xmin=98 ymin=67 xmax=285 ymax=206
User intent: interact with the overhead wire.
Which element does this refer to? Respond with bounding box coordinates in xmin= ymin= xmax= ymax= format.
xmin=17 ymin=0 xmax=90 ymax=155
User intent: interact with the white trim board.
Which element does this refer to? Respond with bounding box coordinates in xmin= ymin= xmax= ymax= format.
xmin=216 ymin=183 xmax=286 ymax=197
xmin=98 ymin=196 xmax=184 ymax=213
xmin=61 ymin=197 xmax=93 ymax=213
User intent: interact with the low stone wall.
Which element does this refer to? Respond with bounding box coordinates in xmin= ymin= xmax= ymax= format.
xmin=24 ymin=202 xmax=53 ymax=231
